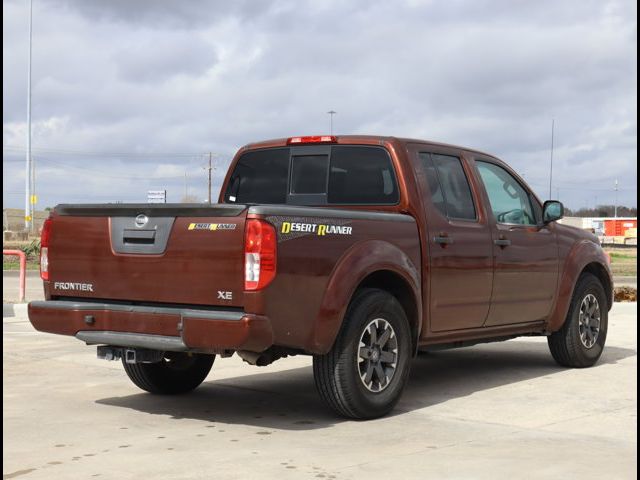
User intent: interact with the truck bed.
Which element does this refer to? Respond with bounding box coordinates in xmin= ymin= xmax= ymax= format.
xmin=31 ymin=202 xmax=420 ymax=355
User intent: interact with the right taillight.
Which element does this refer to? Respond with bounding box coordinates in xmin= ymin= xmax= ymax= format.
xmin=40 ymin=217 xmax=52 ymax=281
xmin=244 ymin=219 xmax=277 ymax=291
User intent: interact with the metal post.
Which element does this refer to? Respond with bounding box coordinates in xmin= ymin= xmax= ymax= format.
xmin=25 ymin=0 xmax=33 ymax=230
xmin=549 ymin=118 xmax=554 ymax=199
xmin=327 ymin=110 xmax=336 ymax=135
xmin=208 ymin=152 xmax=212 ymax=204
xmin=31 ymin=154 xmax=36 ymax=233
xmin=614 ymin=179 xmax=618 ymax=218
xmin=184 ymin=171 xmax=188 ymax=199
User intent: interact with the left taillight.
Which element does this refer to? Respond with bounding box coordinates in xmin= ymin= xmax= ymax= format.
xmin=40 ymin=217 xmax=52 ymax=281
xmin=244 ymin=219 xmax=277 ymax=291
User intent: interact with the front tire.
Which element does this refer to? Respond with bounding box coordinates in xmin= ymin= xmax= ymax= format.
xmin=313 ymin=288 xmax=412 ymax=419
xmin=122 ymin=352 xmax=215 ymax=394
xmin=548 ymin=273 xmax=608 ymax=367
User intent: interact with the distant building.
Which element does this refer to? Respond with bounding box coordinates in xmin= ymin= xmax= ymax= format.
xmin=559 ymin=216 xmax=637 ymax=245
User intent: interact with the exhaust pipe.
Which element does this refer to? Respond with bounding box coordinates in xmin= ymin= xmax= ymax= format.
xmin=237 ymin=347 xmax=296 ymax=366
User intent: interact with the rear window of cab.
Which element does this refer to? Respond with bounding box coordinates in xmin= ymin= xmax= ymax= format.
xmin=224 ymin=146 xmax=399 ymax=205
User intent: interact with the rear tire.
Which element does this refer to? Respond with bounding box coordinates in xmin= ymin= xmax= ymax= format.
xmin=313 ymin=288 xmax=412 ymax=419
xmin=548 ymin=273 xmax=608 ymax=368
xmin=122 ymin=352 xmax=215 ymax=394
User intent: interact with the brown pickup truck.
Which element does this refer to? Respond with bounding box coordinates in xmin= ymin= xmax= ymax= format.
xmin=29 ymin=135 xmax=613 ymax=419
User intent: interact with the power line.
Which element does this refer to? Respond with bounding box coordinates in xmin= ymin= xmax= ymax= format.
xmin=31 ymin=157 xmax=188 ymax=180
xmin=3 ymin=155 xmax=210 ymax=180
xmin=3 ymin=145 xmax=206 ymax=157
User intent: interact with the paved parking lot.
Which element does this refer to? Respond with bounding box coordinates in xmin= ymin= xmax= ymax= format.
xmin=3 ymin=303 xmax=637 ymax=479
xmin=3 ymin=271 xmax=43 ymax=304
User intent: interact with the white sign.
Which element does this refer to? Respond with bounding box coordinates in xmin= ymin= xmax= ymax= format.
xmin=147 ymin=190 xmax=166 ymax=204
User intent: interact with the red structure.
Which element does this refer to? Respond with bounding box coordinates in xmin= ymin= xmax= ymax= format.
xmin=604 ymin=218 xmax=637 ymax=236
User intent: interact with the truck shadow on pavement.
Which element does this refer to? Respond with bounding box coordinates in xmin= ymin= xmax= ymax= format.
xmin=96 ymin=340 xmax=635 ymax=430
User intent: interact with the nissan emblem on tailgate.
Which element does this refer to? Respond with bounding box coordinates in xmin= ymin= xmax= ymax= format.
xmin=134 ymin=214 xmax=149 ymax=228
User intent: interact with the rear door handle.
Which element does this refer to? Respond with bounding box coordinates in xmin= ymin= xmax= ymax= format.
xmin=434 ymin=235 xmax=453 ymax=245
xmin=494 ymin=238 xmax=511 ymax=247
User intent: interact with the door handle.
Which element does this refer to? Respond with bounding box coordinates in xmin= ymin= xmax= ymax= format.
xmin=494 ymin=237 xmax=511 ymax=247
xmin=434 ymin=234 xmax=453 ymax=246
xmin=123 ymin=229 xmax=156 ymax=245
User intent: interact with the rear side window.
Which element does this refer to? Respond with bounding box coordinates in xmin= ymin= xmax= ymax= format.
xmin=225 ymin=148 xmax=289 ymax=204
xmin=328 ymin=146 xmax=399 ymax=204
xmin=420 ymin=153 xmax=476 ymax=220
xmin=418 ymin=153 xmax=447 ymax=217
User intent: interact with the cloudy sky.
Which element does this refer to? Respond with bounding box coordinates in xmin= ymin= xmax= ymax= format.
xmin=3 ymin=0 xmax=637 ymax=209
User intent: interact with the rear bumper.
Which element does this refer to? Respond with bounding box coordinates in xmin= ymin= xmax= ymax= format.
xmin=28 ymin=300 xmax=274 ymax=353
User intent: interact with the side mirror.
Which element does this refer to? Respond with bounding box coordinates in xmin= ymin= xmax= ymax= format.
xmin=543 ymin=200 xmax=564 ymax=224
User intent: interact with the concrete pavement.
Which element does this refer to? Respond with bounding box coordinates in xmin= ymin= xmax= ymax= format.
xmin=614 ymin=276 xmax=638 ymax=288
xmin=3 ymin=271 xmax=44 ymax=303
xmin=3 ymin=303 xmax=637 ymax=479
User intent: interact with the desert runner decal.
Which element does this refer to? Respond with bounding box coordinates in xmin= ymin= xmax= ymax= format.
xmin=188 ymin=223 xmax=237 ymax=231
xmin=281 ymin=222 xmax=352 ymax=236
xmin=266 ymin=216 xmax=353 ymax=242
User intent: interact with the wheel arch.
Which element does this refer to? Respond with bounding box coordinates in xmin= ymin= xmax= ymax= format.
xmin=546 ymin=240 xmax=613 ymax=332
xmin=307 ymin=240 xmax=421 ymax=355
xmin=581 ymin=262 xmax=613 ymax=310
xmin=358 ymin=270 xmax=420 ymax=354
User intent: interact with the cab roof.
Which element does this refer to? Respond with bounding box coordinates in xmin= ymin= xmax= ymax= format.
xmin=241 ymin=135 xmax=498 ymax=160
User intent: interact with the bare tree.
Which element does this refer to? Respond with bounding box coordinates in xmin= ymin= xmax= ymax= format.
xmin=180 ymin=195 xmax=201 ymax=203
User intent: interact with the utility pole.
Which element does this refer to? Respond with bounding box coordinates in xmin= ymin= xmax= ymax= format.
xmin=549 ymin=118 xmax=554 ymax=199
xmin=327 ymin=110 xmax=336 ymax=135
xmin=614 ymin=179 xmax=618 ymax=218
xmin=25 ymin=0 xmax=33 ymax=230
xmin=207 ymin=152 xmax=212 ymax=204
xmin=184 ymin=171 xmax=188 ymax=199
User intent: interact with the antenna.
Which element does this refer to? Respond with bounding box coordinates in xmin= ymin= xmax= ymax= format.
xmin=549 ymin=118 xmax=554 ymax=199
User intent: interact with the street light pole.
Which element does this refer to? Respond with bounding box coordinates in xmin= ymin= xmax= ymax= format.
xmin=207 ymin=152 xmax=212 ymax=204
xmin=614 ymin=179 xmax=618 ymax=218
xmin=549 ymin=118 xmax=554 ymax=199
xmin=327 ymin=110 xmax=336 ymax=135
xmin=184 ymin=171 xmax=188 ymax=199
xmin=25 ymin=0 xmax=33 ymax=230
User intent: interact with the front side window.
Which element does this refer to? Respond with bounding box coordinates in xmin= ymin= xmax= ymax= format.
xmin=476 ymin=161 xmax=536 ymax=225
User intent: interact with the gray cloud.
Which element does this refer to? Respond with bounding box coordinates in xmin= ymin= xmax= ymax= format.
xmin=114 ymin=32 xmax=218 ymax=83
xmin=2 ymin=0 xmax=637 ymax=209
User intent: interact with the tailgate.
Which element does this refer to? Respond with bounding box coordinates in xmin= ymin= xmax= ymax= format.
xmin=47 ymin=204 xmax=247 ymax=307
